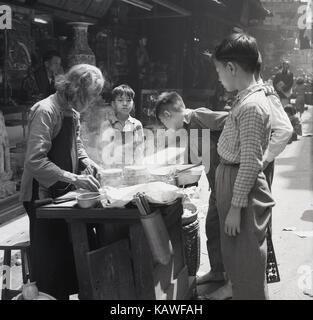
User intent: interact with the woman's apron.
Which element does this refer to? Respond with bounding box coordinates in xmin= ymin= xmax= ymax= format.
xmin=24 ymin=115 xmax=79 ymax=300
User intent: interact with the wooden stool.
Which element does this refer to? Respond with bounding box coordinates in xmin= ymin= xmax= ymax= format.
xmin=0 ymin=230 xmax=31 ymax=300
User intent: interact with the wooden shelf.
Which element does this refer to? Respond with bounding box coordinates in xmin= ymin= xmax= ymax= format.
xmin=1 ymin=104 xmax=30 ymax=138
xmin=0 ymin=193 xmax=25 ymax=225
xmin=0 ymin=105 xmax=30 ymax=116
xmin=5 ymin=119 xmax=28 ymax=127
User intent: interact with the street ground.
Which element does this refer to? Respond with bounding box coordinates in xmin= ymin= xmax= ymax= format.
xmin=1 ymin=106 xmax=312 ymax=300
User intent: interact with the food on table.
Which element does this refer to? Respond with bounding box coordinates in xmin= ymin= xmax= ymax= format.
xmin=99 ymin=168 xmax=123 ymax=187
xmin=101 ymin=182 xmax=182 ymax=207
xmin=148 ymin=166 xmax=176 ymax=184
xmin=123 ymin=165 xmax=148 ymax=185
xmin=143 ymin=182 xmax=181 ymax=204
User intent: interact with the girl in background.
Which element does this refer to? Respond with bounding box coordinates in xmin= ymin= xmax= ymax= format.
xmin=293 ymin=77 xmax=306 ymax=119
xmin=284 ymin=104 xmax=302 ymax=143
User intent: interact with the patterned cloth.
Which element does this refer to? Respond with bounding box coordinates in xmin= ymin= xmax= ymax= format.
xmin=217 ymin=84 xmax=271 ymax=208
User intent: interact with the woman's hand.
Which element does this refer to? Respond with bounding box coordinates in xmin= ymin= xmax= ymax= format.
xmin=73 ymin=174 xmax=100 ymax=192
xmin=82 ymin=162 xmax=103 ymax=184
xmin=224 ymin=206 xmax=242 ymax=237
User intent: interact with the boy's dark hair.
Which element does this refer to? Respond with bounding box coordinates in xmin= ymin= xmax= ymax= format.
xmin=112 ymin=84 xmax=135 ymax=100
xmin=43 ymin=50 xmax=61 ymax=63
xmin=284 ymin=104 xmax=297 ymax=116
xmin=155 ymin=91 xmax=185 ymax=122
xmin=213 ymin=32 xmax=259 ymax=74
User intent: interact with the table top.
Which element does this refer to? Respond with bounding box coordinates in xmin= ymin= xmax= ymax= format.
xmin=36 ymin=198 xmax=181 ymax=222
xmin=36 ymin=200 xmax=140 ymax=221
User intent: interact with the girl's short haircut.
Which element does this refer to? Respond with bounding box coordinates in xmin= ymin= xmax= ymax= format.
xmin=155 ymin=91 xmax=185 ymax=122
xmin=213 ymin=32 xmax=259 ymax=74
xmin=55 ymin=64 xmax=105 ymax=104
xmin=112 ymin=84 xmax=135 ymax=100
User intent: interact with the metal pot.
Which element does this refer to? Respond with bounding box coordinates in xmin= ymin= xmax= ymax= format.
xmin=175 ymin=165 xmax=204 ymax=186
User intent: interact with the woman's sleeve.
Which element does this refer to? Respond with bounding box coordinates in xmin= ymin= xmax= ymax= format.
xmin=24 ymin=107 xmax=65 ymax=187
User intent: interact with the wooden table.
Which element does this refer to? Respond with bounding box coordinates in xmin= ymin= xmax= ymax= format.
xmin=36 ymin=199 xmax=196 ymax=300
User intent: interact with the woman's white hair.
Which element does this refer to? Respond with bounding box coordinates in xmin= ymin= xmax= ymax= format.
xmin=55 ymin=64 xmax=105 ymax=106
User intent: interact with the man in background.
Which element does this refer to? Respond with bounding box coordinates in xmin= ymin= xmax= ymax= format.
xmin=21 ymin=50 xmax=62 ymax=101
xmin=273 ymin=60 xmax=294 ymax=107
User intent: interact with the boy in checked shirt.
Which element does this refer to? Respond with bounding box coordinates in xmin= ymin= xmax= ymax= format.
xmin=212 ymin=33 xmax=275 ymax=300
xmin=196 ymin=52 xmax=292 ymax=300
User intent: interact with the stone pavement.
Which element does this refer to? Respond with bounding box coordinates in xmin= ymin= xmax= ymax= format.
xmin=0 ymin=214 xmax=28 ymax=297
xmin=1 ymin=106 xmax=312 ymax=300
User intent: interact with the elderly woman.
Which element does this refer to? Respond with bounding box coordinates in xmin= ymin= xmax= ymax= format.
xmin=20 ymin=64 xmax=105 ymax=300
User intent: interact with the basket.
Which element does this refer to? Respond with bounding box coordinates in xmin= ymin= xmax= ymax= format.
xmin=182 ymin=218 xmax=201 ymax=276
xmin=266 ymin=229 xmax=280 ymax=284
xmin=181 ymin=209 xmax=198 ymax=226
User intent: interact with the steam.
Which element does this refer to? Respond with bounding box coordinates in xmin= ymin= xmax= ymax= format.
xmin=80 ymin=102 xmax=210 ymax=170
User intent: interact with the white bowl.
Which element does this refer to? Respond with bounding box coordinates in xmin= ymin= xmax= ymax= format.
xmin=77 ymin=192 xmax=101 ymax=208
xmin=176 ymin=165 xmax=204 ymax=186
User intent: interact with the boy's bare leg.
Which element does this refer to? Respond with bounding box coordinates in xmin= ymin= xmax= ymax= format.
xmin=196 ymin=271 xmax=225 ymax=285
xmin=197 ymin=276 xmax=233 ymax=300
xmin=203 ymin=174 xmax=225 ymax=286
xmin=204 ymin=280 xmax=232 ymax=300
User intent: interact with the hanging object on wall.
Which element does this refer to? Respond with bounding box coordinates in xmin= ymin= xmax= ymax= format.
xmin=67 ymin=22 xmax=96 ymax=68
xmin=0 ymin=110 xmax=15 ymax=199
xmin=136 ymin=37 xmax=149 ymax=81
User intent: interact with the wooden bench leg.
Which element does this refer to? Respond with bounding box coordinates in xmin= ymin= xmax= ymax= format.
xmin=21 ymin=249 xmax=30 ymax=284
xmin=1 ymin=250 xmax=11 ymax=300
xmin=26 ymin=247 xmax=32 ymax=281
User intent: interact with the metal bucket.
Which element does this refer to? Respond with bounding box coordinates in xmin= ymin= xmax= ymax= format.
xmin=140 ymin=210 xmax=173 ymax=265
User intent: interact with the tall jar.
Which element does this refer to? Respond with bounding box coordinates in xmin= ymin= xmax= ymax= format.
xmin=67 ymin=22 xmax=96 ymax=68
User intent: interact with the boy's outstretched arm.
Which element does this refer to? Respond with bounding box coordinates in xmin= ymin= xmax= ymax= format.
xmin=189 ymin=107 xmax=228 ymax=130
